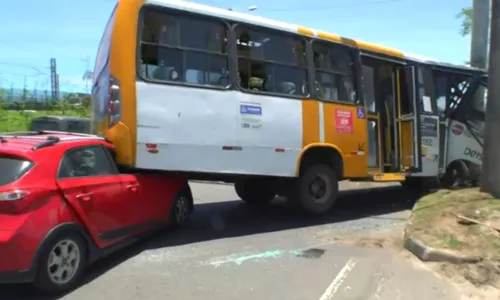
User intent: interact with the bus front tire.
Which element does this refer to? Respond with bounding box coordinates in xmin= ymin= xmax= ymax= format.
xmin=234 ymin=179 xmax=275 ymax=206
xmin=291 ymin=164 xmax=339 ymax=215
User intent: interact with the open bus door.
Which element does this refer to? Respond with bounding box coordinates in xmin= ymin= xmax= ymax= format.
xmin=396 ymin=65 xmax=422 ymax=173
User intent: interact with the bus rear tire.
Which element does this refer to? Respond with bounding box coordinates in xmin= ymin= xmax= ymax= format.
xmin=292 ymin=164 xmax=339 ymax=215
xmin=234 ymin=179 xmax=275 ymax=206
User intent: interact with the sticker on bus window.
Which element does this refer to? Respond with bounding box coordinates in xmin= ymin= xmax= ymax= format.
xmin=335 ymin=109 xmax=353 ymax=134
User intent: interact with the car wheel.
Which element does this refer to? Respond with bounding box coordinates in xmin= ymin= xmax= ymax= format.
xmin=292 ymin=164 xmax=338 ymax=214
xmin=171 ymin=188 xmax=192 ymax=227
xmin=34 ymin=232 xmax=87 ymax=294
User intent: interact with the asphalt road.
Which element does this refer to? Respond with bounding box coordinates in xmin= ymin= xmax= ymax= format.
xmin=1 ymin=182 xmax=460 ymax=300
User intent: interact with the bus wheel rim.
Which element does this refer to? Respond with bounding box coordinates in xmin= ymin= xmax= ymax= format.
xmin=309 ymin=173 xmax=331 ymax=204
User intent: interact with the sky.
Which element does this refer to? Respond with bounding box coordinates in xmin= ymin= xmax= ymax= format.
xmin=0 ymin=0 xmax=474 ymax=94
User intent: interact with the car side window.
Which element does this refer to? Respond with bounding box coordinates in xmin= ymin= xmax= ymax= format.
xmin=58 ymin=146 xmax=117 ymax=179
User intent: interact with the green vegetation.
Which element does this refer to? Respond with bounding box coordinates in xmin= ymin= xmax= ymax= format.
xmin=457 ymin=7 xmax=473 ymax=36
xmin=0 ymin=93 xmax=91 ymax=132
xmin=0 ymin=109 xmax=87 ymax=132
xmin=442 ymin=234 xmax=463 ymax=249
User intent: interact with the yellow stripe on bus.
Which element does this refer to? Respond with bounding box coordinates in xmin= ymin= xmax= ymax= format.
xmin=301 ymin=100 xmax=320 ymax=148
xmin=316 ymin=31 xmax=405 ymax=58
xmin=108 ymin=0 xmax=145 ymax=166
xmin=298 ymin=26 xmax=315 ymax=36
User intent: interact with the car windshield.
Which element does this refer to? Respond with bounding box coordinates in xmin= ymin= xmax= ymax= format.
xmin=0 ymin=156 xmax=34 ymax=186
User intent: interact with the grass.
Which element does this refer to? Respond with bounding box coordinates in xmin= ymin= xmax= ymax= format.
xmin=442 ymin=234 xmax=463 ymax=249
xmin=407 ymin=188 xmax=500 ymax=259
xmin=0 ymin=109 xmax=84 ymax=132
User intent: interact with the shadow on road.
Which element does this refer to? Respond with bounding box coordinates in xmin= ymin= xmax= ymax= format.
xmin=1 ymin=184 xmax=417 ymax=299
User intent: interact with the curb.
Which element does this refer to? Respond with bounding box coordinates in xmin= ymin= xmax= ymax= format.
xmin=189 ymin=181 xmax=401 ymax=189
xmin=404 ymin=236 xmax=482 ymax=264
xmin=190 ymin=180 xmax=233 ymax=186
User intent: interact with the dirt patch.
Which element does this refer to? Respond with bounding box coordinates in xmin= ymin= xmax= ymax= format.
xmin=406 ymin=189 xmax=500 ymax=259
xmin=436 ymin=260 xmax=500 ymax=288
xmin=336 ymin=225 xmax=500 ymax=299
xmin=431 ymin=261 xmax=500 ymax=300
xmin=406 ymin=188 xmax=500 ymax=293
xmin=339 ymin=180 xmax=399 ymax=191
xmin=336 ymin=226 xmax=406 ymax=252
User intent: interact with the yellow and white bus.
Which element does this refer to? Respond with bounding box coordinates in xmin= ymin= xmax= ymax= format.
xmin=92 ymin=0 xmax=487 ymax=214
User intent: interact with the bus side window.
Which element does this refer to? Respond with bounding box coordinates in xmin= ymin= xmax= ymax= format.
xmin=139 ymin=8 xmax=229 ymax=88
xmin=362 ymin=65 xmax=376 ymax=113
xmin=400 ymin=69 xmax=413 ymax=115
xmin=417 ymin=67 xmax=437 ymax=114
xmin=435 ymin=76 xmax=447 ymax=118
xmin=467 ymin=82 xmax=487 ymax=131
xmin=235 ymin=25 xmax=308 ymax=96
xmin=312 ymin=42 xmax=357 ymax=103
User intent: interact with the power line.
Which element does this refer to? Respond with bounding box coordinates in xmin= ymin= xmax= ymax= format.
xmin=0 ymin=62 xmax=50 ymax=77
xmin=0 ymin=72 xmax=46 ymax=78
xmin=241 ymin=0 xmax=409 ymax=12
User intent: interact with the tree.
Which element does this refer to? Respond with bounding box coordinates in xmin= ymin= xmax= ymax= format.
xmin=458 ymin=7 xmax=473 ymax=36
xmin=481 ymin=0 xmax=500 ymax=197
xmin=0 ymin=88 xmax=7 ymax=102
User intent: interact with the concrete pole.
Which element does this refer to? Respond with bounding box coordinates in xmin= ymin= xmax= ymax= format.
xmin=470 ymin=0 xmax=490 ymax=109
xmin=480 ymin=0 xmax=500 ymax=197
xmin=470 ymin=0 xmax=490 ymax=69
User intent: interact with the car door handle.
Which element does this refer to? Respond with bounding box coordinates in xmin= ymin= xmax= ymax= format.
xmin=76 ymin=192 xmax=93 ymax=202
xmin=126 ymin=184 xmax=139 ymax=192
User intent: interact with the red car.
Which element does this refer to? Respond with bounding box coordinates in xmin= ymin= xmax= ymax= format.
xmin=0 ymin=131 xmax=193 ymax=293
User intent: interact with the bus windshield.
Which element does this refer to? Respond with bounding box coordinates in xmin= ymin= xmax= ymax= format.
xmin=468 ymin=79 xmax=487 ymax=133
xmin=93 ymin=5 xmax=117 ymax=85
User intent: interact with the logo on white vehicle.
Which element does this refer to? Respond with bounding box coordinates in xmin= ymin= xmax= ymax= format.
xmin=451 ymin=124 xmax=464 ymax=135
xmin=240 ymin=104 xmax=262 ymax=115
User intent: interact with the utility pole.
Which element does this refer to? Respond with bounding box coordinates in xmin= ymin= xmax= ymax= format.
xmin=9 ymin=82 xmax=14 ymax=102
xmin=82 ymin=55 xmax=92 ymax=93
xmin=22 ymin=76 xmax=27 ymax=101
xmin=50 ymin=58 xmax=57 ymax=101
xmin=470 ymin=0 xmax=491 ymax=108
xmin=33 ymin=81 xmax=38 ymax=100
xmin=480 ymin=0 xmax=500 ymax=197
xmin=470 ymin=0 xmax=491 ymax=69
xmin=55 ymin=74 xmax=60 ymax=101
xmin=86 ymin=55 xmax=91 ymax=93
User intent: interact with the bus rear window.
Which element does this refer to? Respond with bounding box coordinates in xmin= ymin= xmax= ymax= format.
xmin=67 ymin=120 xmax=90 ymax=133
xmin=0 ymin=157 xmax=34 ymax=186
xmin=93 ymin=5 xmax=117 ymax=83
xmin=29 ymin=120 xmax=61 ymax=131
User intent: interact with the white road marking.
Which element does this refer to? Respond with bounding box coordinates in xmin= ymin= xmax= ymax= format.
xmin=395 ymin=289 xmax=402 ymax=300
xmin=370 ymin=272 xmax=386 ymax=300
xmin=318 ymin=258 xmax=357 ymax=300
